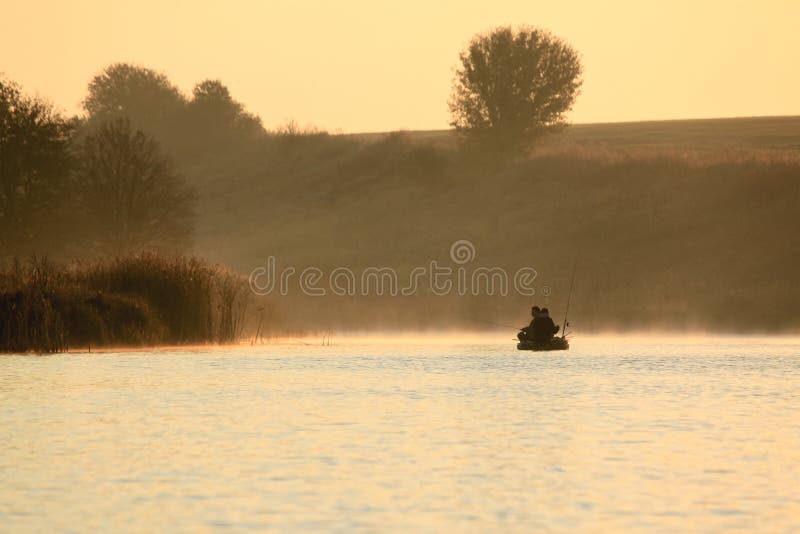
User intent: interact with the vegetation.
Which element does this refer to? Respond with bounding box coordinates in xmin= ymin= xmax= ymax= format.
xmin=1 ymin=73 xmax=200 ymax=258
xmin=0 ymin=255 xmax=248 ymax=353
xmin=192 ymin=130 xmax=799 ymax=334
xmin=83 ymin=63 xmax=186 ymax=138
xmin=2 ymin=55 xmax=800 ymax=345
xmin=0 ymin=78 xmax=76 ymax=258
xmin=77 ymin=118 xmax=195 ymax=255
xmin=82 ymin=63 xmax=265 ymax=161
xmin=449 ymin=26 xmax=582 ymax=154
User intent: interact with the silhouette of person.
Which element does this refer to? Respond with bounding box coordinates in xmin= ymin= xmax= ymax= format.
xmin=518 ymin=306 xmax=540 ymax=342
xmin=532 ymin=307 xmax=559 ymax=343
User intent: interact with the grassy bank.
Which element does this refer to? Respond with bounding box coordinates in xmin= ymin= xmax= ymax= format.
xmin=191 ymin=118 xmax=800 ymax=333
xmin=5 ymin=116 xmax=797 ymax=338
xmin=0 ymin=255 xmax=248 ymax=353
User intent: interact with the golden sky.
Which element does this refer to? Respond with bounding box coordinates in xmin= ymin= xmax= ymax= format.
xmin=4 ymin=0 xmax=799 ymax=133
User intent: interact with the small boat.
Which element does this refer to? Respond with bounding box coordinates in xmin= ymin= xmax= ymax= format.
xmin=517 ymin=337 xmax=569 ymax=351
xmin=516 ymin=266 xmax=575 ymax=352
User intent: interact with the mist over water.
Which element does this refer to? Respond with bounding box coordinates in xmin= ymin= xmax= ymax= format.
xmin=2 ymin=336 xmax=798 ymax=531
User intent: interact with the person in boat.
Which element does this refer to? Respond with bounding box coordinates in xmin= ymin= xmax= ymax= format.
xmin=532 ymin=307 xmax=559 ymax=343
xmin=517 ymin=306 xmax=540 ymax=343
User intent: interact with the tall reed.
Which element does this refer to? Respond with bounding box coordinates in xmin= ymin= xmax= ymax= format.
xmin=0 ymin=254 xmax=250 ymax=353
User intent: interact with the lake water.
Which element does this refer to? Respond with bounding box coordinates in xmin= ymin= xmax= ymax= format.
xmin=1 ymin=335 xmax=799 ymax=532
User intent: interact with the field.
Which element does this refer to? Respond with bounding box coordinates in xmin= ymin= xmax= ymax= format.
xmin=349 ymin=115 xmax=800 ymax=151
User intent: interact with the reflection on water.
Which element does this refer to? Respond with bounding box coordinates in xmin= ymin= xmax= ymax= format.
xmin=1 ymin=335 xmax=799 ymax=531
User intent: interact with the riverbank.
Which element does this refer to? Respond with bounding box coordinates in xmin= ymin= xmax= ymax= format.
xmin=193 ymin=120 xmax=800 ymax=333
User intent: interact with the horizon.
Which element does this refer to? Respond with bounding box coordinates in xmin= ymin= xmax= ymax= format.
xmin=4 ymin=0 xmax=800 ymax=133
xmin=341 ymin=113 xmax=800 ymax=136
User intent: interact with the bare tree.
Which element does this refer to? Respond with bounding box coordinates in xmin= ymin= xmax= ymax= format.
xmin=78 ymin=118 xmax=196 ymax=256
xmin=449 ymin=26 xmax=582 ymax=154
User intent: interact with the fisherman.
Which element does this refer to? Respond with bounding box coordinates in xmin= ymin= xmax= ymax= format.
xmin=517 ymin=306 xmax=540 ymax=343
xmin=532 ymin=307 xmax=559 ymax=343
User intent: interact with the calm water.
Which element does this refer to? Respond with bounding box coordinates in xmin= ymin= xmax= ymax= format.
xmin=1 ymin=335 xmax=799 ymax=532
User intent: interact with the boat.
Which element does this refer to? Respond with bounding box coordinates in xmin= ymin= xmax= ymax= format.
xmin=516 ymin=260 xmax=576 ymax=352
xmin=517 ymin=337 xmax=569 ymax=351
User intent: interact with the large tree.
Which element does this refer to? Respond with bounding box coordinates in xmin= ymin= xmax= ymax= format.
xmin=449 ymin=26 xmax=582 ymax=153
xmin=0 ymin=78 xmax=75 ymax=258
xmin=83 ymin=63 xmax=186 ymax=148
xmin=77 ymin=118 xmax=196 ymax=256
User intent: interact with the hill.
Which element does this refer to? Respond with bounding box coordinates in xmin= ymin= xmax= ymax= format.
xmin=191 ymin=116 xmax=800 ymax=333
xmin=348 ymin=115 xmax=800 ymax=151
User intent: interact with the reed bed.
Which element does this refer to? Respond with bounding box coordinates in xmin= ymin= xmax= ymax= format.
xmin=0 ymin=254 xmax=249 ymax=353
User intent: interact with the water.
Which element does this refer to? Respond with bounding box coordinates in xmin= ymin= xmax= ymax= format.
xmin=1 ymin=335 xmax=799 ymax=532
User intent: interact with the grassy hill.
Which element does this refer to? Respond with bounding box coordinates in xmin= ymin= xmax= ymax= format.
xmin=191 ymin=116 xmax=800 ymax=333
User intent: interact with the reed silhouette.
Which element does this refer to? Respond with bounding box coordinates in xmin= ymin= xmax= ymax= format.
xmin=0 ymin=255 xmax=248 ymax=353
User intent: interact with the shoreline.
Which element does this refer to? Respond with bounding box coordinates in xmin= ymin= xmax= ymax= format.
xmin=5 ymin=331 xmax=800 ymax=356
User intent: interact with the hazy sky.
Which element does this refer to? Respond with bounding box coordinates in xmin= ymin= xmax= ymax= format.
xmin=4 ymin=0 xmax=799 ymax=133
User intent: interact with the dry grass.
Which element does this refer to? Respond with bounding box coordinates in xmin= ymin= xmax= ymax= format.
xmin=0 ymin=254 xmax=249 ymax=353
xmin=192 ymin=119 xmax=800 ymax=333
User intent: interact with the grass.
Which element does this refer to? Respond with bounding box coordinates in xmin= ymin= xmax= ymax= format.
xmin=0 ymin=255 xmax=248 ymax=353
xmin=189 ymin=116 xmax=800 ymax=333
xmin=346 ymin=115 xmax=800 ymax=152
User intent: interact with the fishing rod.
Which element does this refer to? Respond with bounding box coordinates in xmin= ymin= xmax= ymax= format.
xmin=561 ymin=258 xmax=578 ymax=340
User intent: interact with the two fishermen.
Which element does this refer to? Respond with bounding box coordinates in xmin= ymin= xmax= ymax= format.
xmin=518 ymin=306 xmax=560 ymax=344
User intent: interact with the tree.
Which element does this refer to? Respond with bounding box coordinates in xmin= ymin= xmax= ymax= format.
xmin=186 ymin=79 xmax=264 ymax=151
xmin=83 ymin=63 xmax=186 ymax=147
xmin=190 ymin=80 xmax=245 ymax=125
xmin=77 ymin=118 xmax=196 ymax=256
xmin=449 ymin=26 xmax=582 ymax=153
xmin=0 ymin=77 xmax=76 ymax=258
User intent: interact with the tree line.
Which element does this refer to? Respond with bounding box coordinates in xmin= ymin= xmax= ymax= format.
xmin=0 ymin=63 xmax=277 ymax=260
xmin=2 ymin=26 xmax=583 ymax=261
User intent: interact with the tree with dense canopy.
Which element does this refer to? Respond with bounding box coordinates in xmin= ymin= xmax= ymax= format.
xmin=83 ymin=63 xmax=186 ymax=127
xmin=187 ymin=79 xmax=264 ymax=150
xmin=83 ymin=65 xmax=265 ymax=158
xmin=0 ymin=78 xmax=75 ymax=257
xmin=449 ymin=26 xmax=582 ymax=154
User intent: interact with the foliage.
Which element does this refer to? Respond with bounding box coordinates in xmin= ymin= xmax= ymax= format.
xmin=0 ymin=254 xmax=249 ymax=352
xmin=77 ymin=118 xmax=196 ymax=256
xmin=83 ymin=63 xmax=186 ymax=140
xmin=273 ymin=119 xmax=327 ymax=137
xmin=82 ymin=64 xmax=266 ymax=159
xmin=189 ymin=79 xmax=264 ymax=141
xmin=449 ymin=26 xmax=582 ymax=154
xmin=0 ymin=78 xmax=76 ymax=257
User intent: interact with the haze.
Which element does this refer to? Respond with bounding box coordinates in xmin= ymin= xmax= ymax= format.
xmin=4 ymin=0 xmax=800 ymax=133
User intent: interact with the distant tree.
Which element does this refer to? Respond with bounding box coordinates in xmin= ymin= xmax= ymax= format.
xmin=77 ymin=118 xmax=196 ymax=256
xmin=0 ymin=77 xmax=76 ymax=258
xmin=186 ymin=79 xmax=264 ymax=149
xmin=191 ymin=80 xmax=241 ymax=119
xmin=449 ymin=26 xmax=582 ymax=154
xmin=273 ymin=119 xmax=326 ymax=137
xmin=83 ymin=63 xmax=186 ymax=145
